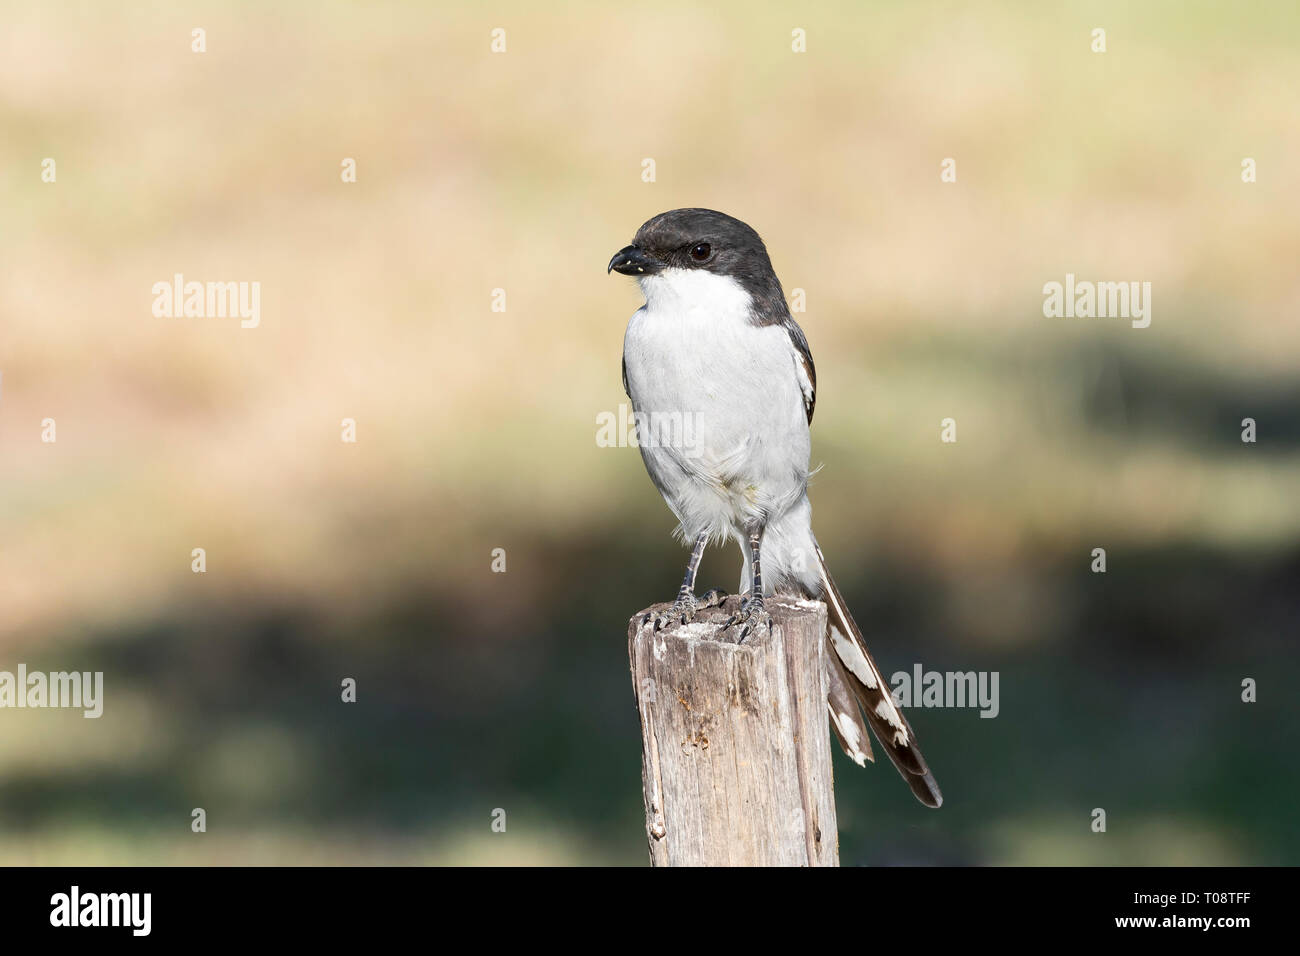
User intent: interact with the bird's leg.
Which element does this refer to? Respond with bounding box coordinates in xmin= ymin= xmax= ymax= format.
xmin=725 ymin=527 xmax=772 ymax=643
xmin=644 ymin=532 xmax=725 ymax=631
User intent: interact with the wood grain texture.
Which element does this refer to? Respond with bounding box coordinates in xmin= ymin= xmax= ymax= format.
xmin=627 ymin=594 xmax=838 ymax=866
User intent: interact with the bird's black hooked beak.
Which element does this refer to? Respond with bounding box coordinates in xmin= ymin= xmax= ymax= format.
xmin=607 ymin=244 xmax=663 ymax=276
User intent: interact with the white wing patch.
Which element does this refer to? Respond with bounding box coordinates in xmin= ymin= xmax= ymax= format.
xmin=791 ymin=343 xmax=815 ymax=423
xmin=830 ymin=625 xmax=876 ymax=690
xmin=875 ymin=698 xmax=910 ymax=745
xmin=827 ymin=606 xmax=910 ymax=747
xmin=828 ymin=704 xmax=869 ymax=767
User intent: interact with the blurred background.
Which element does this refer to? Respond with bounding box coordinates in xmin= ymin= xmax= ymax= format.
xmin=1 ymin=0 xmax=1297 ymax=864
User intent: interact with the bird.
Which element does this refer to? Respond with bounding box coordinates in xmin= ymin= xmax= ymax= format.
xmin=608 ymin=208 xmax=942 ymax=808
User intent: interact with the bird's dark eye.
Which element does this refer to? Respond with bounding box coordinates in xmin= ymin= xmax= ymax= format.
xmin=690 ymin=242 xmax=711 ymax=261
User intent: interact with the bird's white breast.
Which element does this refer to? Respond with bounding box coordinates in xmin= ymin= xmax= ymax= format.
xmin=621 ymin=268 xmax=811 ymax=543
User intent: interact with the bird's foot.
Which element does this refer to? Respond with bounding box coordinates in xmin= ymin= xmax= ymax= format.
xmin=643 ymin=588 xmax=726 ymax=632
xmin=723 ymin=593 xmax=770 ymax=644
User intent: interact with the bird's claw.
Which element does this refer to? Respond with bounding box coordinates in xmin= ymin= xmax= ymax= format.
xmin=723 ymin=594 xmax=770 ymax=644
xmin=643 ymin=588 xmax=726 ymax=632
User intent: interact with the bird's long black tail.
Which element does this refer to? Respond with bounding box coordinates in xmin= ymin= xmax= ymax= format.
xmin=815 ymin=542 xmax=943 ymax=808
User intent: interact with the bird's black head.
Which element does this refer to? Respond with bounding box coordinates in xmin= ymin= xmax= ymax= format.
xmin=607 ymin=208 xmax=789 ymax=321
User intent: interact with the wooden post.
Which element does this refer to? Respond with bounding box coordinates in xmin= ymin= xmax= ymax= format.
xmin=627 ymin=594 xmax=838 ymax=866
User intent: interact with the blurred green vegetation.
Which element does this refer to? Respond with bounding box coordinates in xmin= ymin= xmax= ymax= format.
xmin=0 ymin=1 xmax=1297 ymax=864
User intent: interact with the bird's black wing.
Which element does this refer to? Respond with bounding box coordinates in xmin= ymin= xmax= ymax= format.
xmin=815 ymin=541 xmax=943 ymax=808
xmin=783 ymin=317 xmax=816 ymax=425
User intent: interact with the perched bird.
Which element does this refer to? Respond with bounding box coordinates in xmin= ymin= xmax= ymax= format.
xmin=609 ymin=208 xmax=942 ymax=807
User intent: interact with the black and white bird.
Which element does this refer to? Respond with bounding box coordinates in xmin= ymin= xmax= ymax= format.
xmin=608 ymin=208 xmax=942 ymax=808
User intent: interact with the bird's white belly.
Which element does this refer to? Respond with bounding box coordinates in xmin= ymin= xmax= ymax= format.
xmin=622 ymin=271 xmax=810 ymax=543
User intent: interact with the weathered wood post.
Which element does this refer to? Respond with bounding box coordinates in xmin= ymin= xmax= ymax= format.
xmin=627 ymin=594 xmax=838 ymax=866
